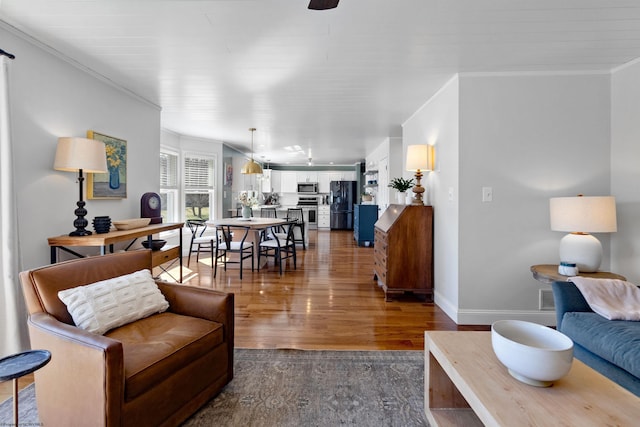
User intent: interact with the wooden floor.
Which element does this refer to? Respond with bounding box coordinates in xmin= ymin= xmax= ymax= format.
xmin=1 ymin=229 xmax=488 ymax=402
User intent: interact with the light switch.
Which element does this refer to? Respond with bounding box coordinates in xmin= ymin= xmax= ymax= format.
xmin=482 ymin=187 xmax=492 ymax=202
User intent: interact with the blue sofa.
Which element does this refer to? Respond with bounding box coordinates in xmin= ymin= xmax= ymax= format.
xmin=552 ymin=281 xmax=640 ymax=397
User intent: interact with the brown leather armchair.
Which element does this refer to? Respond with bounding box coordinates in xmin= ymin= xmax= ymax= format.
xmin=20 ymin=250 xmax=234 ymax=426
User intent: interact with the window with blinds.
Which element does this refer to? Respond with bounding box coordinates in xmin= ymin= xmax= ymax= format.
xmin=184 ymin=153 xmax=215 ymax=221
xmin=160 ymin=151 xmax=179 ymax=222
xmin=160 ymin=152 xmax=178 ymax=188
xmin=160 ymin=150 xmax=216 ymax=222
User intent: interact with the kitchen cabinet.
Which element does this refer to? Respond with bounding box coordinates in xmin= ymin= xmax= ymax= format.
xmin=280 ymin=171 xmax=298 ymax=193
xmin=296 ymin=171 xmax=318 ymax=183
xmin=319 ymin=171 xmax=356 ymax=193
xmin=270 ymin=170 xmax=281 ymax=193
xmin=318 ymin=205 xmax=330 ymax=229
xmin=260 ymin=169 xmax=272 ymax=193
xmin=341 ymin=171 xmax=355 ymax=181
xmin=330 ymin=171 xmax=355 ymax=181
xmin=318 ymin=172 xmax=332 ymax=193
xmin=354 ymin=204 xmax=378 ymax=246
xmin=373 ymin=205 xmax=433 ymax=302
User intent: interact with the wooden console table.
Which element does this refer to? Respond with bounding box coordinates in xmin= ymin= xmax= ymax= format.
xmin=530 ymin=264 xmax=626 ymax=284
xmin=48 ymin=223 xmax=183 ymax=282
xmin=425 ymin=331 xmax=640 ymax=426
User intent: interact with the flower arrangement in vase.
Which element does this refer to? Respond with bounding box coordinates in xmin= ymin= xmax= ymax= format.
xmin=238 ymin=192 xmax=259 ymax=218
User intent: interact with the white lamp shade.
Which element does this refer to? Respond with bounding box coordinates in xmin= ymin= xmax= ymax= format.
xmin=54 ymin=137 xmax=107 ymax=173
xmin=549 ymin=196 xmax=617 ymax=233
xmin=406 ymin=145 xmax=430 ymax=172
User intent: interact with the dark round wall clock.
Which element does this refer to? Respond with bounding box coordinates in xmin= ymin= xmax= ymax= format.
xmin=141 ymin=192 xmax=162 ymax=224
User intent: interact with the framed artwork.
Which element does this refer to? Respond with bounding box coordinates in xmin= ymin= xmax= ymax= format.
xmin=225 ymin=162 xmax=233 ymax=186
xmin=87 ymin=130 xmax=127 ymax=199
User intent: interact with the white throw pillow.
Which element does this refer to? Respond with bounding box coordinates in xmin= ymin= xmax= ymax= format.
xmin=58 ymin=269 xmax=169 ymax=335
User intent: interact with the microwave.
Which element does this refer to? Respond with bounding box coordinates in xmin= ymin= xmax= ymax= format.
xmin=297 ymin=182 xmax=318 ymax=194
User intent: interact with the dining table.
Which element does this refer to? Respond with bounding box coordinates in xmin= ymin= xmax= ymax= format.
xmin=209 ymin=217 xmax=287 ymax=270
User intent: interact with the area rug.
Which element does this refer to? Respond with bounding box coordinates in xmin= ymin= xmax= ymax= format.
xmin=0 ymin=349 xmax=428 ymax=427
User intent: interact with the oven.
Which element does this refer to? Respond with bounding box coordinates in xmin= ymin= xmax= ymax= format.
xmin=297 ymin=196 xmax=318 ymax=230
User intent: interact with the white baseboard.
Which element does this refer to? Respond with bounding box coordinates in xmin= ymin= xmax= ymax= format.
xmin=434 ymin=291 xmax=557 ymax=327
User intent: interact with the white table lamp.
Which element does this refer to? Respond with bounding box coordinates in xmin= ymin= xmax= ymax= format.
xmin=54 ymin=137 xmax=107 ymax=236
xmin=549 ymin=195 xmax=617 ymax=273
xmin=406 ymin=144 xmax=434 ymax=206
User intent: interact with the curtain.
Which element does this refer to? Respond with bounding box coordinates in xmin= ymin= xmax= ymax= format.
xmin=0 ymin=55 xmax=28 ymax=356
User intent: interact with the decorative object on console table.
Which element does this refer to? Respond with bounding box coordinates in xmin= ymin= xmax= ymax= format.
xmin=92 ymin=216 xmax=111 ymax=234
xmin=141 ymin=192 xmax=163 ymax=224
xmin=387 ymin=177 xmax=414 ymax=205
xmin=549 ymin=195 xmax=617 ymax=272
xmin=112 ymin=218 xmax=151 ymax=230
xmin=405 ymin=144 xmax=434 ymax=206
xmin=53 ymin=137 xmax=108 ymax=236
xmin=373 ymin=204 xmax=433 ymax=301
xmin=86 ymin=130 xmax=127 ymax=199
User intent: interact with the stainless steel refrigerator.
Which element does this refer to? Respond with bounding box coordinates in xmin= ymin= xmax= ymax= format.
xmin=330 ymin=180 xmax=357 ymax=229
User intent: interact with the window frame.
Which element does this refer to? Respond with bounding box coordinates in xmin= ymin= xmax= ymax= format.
xmin=159 ymin=148 xmax=179 ymax=224
xmin=182 ymin=150 xmax=217 ymax=222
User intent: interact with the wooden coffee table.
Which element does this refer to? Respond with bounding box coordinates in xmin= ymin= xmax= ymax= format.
xmin=425 ymin=331 xmax=640 ymax=426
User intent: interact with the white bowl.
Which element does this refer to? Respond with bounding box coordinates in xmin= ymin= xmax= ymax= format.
xmin=491 ymin=320 xmax=574 ymax=387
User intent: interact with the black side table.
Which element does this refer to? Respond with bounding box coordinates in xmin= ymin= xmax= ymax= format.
xmin=0 ymin=350 xmax=51 ymax=426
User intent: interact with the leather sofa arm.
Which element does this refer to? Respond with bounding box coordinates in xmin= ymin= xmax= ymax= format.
xmin=157 ymin=281 xmax=234 ymax=324
xmin=157 ymin=281 xmax=234 ymax=342
xmin=27 ymin=312 xmax=125 ymax=426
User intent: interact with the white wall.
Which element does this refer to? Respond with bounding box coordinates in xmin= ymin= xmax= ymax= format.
xmin=402 ymin=76 xmax=460 ymax=318
xmin=4 ymin=26 xmax=162 ymax=271
xmin=458 ymin=73 xmax=611 ymax=325
xmin=403 ymin=72 xmax=612 ymax=325
xmin=611 ymin=60 xmax=640 ymax=283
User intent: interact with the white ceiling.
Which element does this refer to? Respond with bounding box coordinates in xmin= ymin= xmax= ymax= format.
xmin=3 ymin=0 xmax=640 ymax=165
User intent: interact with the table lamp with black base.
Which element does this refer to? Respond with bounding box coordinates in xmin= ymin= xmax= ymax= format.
xmin=54 ymin=137 xmax=107 ymax=236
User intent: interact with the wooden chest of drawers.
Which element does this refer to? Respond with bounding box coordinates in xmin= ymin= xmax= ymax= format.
xmin=373 ymin=205 xmax=433 ymax=301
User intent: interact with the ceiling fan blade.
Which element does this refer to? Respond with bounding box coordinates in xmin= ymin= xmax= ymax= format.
xmin=308 ymin=0 xmax=339 ymax=10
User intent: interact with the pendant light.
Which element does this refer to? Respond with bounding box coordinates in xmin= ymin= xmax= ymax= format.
xmin=241 ymin=127 xmax=263 ymax=174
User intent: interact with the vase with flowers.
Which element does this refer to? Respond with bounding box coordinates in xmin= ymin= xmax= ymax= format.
xmin=105 ymin=144 xmax=122 ymax=189
xmin=388 ymin=177 xmax=414 ymax=204
xmin=238 ymin=192 xmax=259 ymax=218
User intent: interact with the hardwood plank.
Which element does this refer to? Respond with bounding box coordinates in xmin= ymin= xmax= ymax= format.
xmin=2 ymin=229 xmax=487 ymax=403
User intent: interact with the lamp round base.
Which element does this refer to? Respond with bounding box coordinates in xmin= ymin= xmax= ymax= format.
xmin=69 ymin=229 xmax=93 ymax=236
xmin=559 ymin=233 xmax=602 ymax=273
